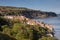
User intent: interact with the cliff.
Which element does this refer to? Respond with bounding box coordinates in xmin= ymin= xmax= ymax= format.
xmin=0 ymin=6 xmax=57 ymax=18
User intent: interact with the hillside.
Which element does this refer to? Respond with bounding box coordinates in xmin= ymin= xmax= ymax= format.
xmin=0 ymin=16 xmax=58 ymax=40
xmin=0 ymin=6 xmax=58 ymax=40
xmin=0 ymin=6 xmax=57 ymax=18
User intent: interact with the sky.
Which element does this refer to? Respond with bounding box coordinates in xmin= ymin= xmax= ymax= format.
xmin=0 ymin=0 xmax=60 ymax=14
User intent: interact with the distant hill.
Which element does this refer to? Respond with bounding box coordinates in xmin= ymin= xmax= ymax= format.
xmin=0 ymin=6 xmax=57 ymax=18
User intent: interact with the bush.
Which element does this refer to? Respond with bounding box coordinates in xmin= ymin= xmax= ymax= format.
xmin=39 ymin=36 xmax=58 ymax=40
xmin=0 ymin=17 xmax=58 ymax=40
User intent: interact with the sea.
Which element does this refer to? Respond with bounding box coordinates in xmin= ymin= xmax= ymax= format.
xmin=34 ymin=14 xmax=60 ymax=40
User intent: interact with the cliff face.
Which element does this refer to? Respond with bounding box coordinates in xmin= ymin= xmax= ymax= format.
xmin=0 ymin=6 xmax=57 ymax=18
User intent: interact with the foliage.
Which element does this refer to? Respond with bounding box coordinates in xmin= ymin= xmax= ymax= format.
xmin=0 ymin=32 xmax=16 ymax=40
xmin=0 ymin=17 xmax=58 ymax=40
xmin=39 ymin=36 xmax=58 ymax=40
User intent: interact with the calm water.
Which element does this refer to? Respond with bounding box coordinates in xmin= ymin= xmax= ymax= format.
xmin=34 ymin=15 xmax=60 ymax=40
